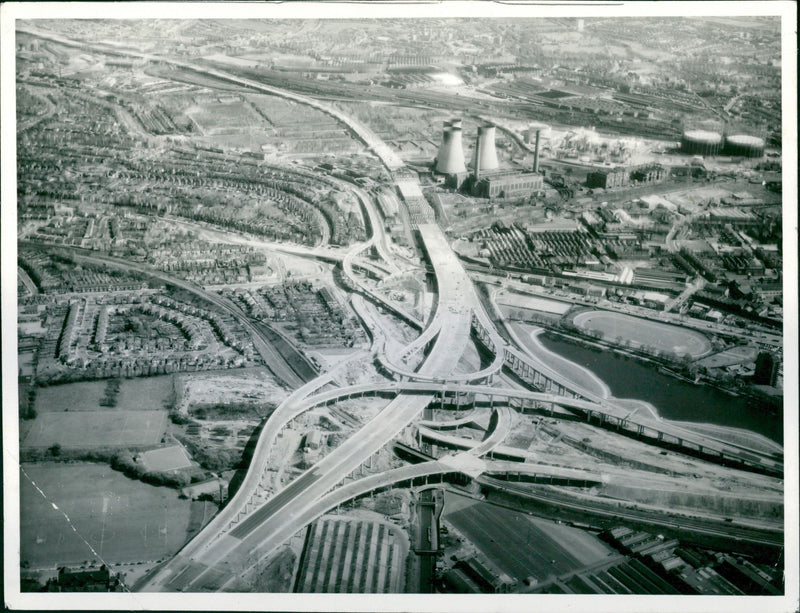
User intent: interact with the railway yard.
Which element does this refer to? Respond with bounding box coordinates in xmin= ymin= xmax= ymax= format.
xmin=7 ymin=11 xmax=794 ymax=608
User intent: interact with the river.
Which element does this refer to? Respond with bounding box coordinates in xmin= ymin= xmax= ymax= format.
xmin=537 ymin=332 xmax=783 ymax=444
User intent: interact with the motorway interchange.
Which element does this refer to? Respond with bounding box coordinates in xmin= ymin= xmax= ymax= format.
xmin=20 ymin=28 xmax=782 ymax=593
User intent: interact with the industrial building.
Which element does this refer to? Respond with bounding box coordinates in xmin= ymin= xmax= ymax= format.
xmin=723 ymin=134 xmax=765 ymax=158
xmin=587 ymin=167 xmax=629 ymax=189
xmin=681 ymin=129 xmax=724 ymax=156
xmin=586 ymin=163 xmax=667 ymax=189
xmin=631 ymin=163 xmax=668 ymax=184
xmin=753 ymin=352 xmax=779 ymax=386
xmin=453 ymin=554 xmax=518 ymax=593
xmin=473 ymin=172 xmax=544 ymax=198
xmin=433 ymin=119 xmax=545 ymax=199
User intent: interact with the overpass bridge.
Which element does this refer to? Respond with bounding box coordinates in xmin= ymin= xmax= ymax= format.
xmin=34 ymin=27 xmax=782 ymax=593
xmin=222 ymin=380 xmax=780 ymax=477
xmin=139 ymin=194 xmax=499 ymax=593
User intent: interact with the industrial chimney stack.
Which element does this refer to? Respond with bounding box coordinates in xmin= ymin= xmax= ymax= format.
xmin=533 ymin=129 xmax=541 ymax=173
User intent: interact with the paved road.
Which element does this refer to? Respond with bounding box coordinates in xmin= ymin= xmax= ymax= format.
xmin=139 ymin=218 xmax=487 ymax=592
xmin=24 ymin=27 xmax=783 ymax=594
xmin=24 ymin=241 xmax=309 ymax=389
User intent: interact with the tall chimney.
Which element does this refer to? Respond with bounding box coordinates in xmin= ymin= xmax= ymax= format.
xmin=474 ymin=127 xmax=484 ymax=181
xmin=533 ymin=129 xmax=541 ymax=173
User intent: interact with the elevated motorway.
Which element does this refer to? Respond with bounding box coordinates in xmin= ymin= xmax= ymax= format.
xmin=158 ymin=349 xmax=370 ymax=567
xmin=139 ymin=193 xmax=493 ymax=593
xmin=415 ymin=406 xmax=514 ymax=459
xmin=210 ymin=380 xmax=780 ymax=475
xmin=359 ymin=225 xmax=507 ymax=384
xmin=34 ymin=27 xmax=782 ymax=592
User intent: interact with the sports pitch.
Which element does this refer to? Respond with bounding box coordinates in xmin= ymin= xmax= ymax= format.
xmin=573 ymin=311 xmax=711 ymax=358
xmin=19 ymin=463 xmax=194 ymax=567
xmin=22 ymin=410 xmax=167 ymax=449
xmin=141 ymin=445 xmax=193 ymax=472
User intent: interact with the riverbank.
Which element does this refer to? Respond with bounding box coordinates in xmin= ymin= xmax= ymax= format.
xmin=536 ymin=329 xmax=783 ymax=445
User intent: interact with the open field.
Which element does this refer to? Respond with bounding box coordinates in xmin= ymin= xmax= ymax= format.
xmin=22 ymin=410 xmax=167 ymax=448
xmin=141 ymin=446 xmax=193 ymax=472
xmin=174 ymin=367 xmax=288 ymax=419
xmin=572 ymin=311 xmax=712 ymax=358
xmin=696 ymin=345 xmax=759 ymax=369
xmin=186 ymin=100 xmax=265 ymax=133
xmin=443 ymin=492 xmax=614 ymax=583
xmin=20 ymin=463 xmax=195 ymax=567
xmin=34 ymin=376 xmax=174 ymax=413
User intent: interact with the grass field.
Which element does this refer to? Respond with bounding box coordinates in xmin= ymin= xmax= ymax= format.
xmin=20 ymin=463 xmax=196 ymax=567
xmin=696 ymin=345 xmax=759 ymax=369
xmin=141 ymin=446 xmax=192 ymax=472
xmin=34 ymin=376 xmax=174 ymax=413
xmin=22 ymin=410 xmax=167 ymax=448
xmin=573 ymin=311 xmax=711 ymax=358
xmin=443 ymin=493 xmax=614 ymax=583
xmin=187 ymin=100 xmax=265 ymax=133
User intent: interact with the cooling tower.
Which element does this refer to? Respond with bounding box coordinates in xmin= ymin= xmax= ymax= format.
xmin=435 ymin=122 xmax=452 ymax=170
xmin=436 ymin=124 xmax=467 ymax=174
xmin=472 ymin=124 xmax=499 ymax=178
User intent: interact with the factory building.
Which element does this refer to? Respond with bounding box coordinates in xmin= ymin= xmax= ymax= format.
xmin=586 ymin=163 xmax=667 ymax=189
xmin=587 ymin=167 xmax=629 ymax=189
xmin=631 ymin=163 xmax=668 ymax=184
xmin=474 ymin=172 xmax=544 ymax=198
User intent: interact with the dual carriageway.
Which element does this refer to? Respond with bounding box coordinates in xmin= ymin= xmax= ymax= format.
xmin=21 ymin=28 xmax=783 ymax=592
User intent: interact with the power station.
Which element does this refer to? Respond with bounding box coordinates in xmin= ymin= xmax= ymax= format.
xmin=433 ymin=119 xmax=544 ymax=199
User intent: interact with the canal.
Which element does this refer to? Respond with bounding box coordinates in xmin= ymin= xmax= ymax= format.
xmin=537 ymin=332 xmax=783 ymax=444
